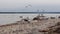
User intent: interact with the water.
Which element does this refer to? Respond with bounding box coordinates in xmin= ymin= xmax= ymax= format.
xmin=0 ymin=12 xmax=60 ymax=14
xmin=0 ymin=14 xmax=60 ymax=25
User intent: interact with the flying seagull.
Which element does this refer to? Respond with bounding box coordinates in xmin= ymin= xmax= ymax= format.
xmin=25 ymin=4 xmax=32 ymax=8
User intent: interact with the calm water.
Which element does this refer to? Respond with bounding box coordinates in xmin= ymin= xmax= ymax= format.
xmin=0 ymin=14 xmax=60 ymax=25
xmin=0 ymin=12 xmax=60 ymax=14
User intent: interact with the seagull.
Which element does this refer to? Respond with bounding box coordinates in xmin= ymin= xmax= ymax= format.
xmin=25 ymin=4 xmax=32 ymax=8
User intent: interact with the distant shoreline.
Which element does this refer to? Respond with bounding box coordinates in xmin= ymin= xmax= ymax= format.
xmin=0 ymin=12 xmax=60 ymax=14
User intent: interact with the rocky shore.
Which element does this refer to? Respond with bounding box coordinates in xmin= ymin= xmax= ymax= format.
xmin=0 ymin=15 xmax=60 ymax=34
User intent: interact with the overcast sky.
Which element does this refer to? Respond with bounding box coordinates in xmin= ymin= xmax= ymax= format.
xmin=0 ymin=0 xmax=60 ymax=12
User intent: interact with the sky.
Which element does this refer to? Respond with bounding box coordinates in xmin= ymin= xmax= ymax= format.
xmin=0 ymin=0 xmax=60 ymax=12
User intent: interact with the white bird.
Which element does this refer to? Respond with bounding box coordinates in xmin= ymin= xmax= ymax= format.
xmin=25 ymin=4 xmax=32 ymax=8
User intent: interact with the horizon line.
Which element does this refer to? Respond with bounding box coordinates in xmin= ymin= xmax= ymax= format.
xmin=0 ymin=12 xmax=60 ymax=14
